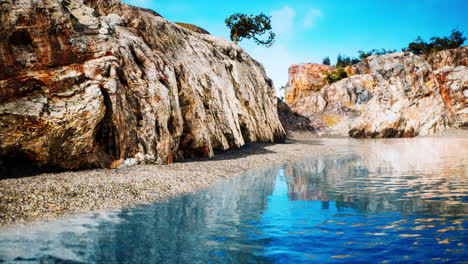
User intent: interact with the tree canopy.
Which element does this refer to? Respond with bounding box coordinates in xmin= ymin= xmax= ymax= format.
xmin=402 ymin=30 xmax=466 ymax=55
xmin=225 ymin=13 xmax=276 ymax=47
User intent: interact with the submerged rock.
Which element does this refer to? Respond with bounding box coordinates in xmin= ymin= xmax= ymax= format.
xmin=0 ymin=0 xmax=285 ymax=171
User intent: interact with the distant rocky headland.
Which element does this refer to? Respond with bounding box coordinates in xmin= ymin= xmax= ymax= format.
xmin=281 ymin=46 xmax=467 ymax=137
xmin=0 ymin=0 xmax=285 ymax=174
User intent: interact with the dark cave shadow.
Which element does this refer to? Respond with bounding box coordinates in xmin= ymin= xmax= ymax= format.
xmin=0 ymin=154 xmax=69 ymax=180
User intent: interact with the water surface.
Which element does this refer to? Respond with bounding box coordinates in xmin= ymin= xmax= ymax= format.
xmin=0 ymin=138 xmax=467 ymax=263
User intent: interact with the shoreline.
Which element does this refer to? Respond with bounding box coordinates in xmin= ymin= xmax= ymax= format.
xmin=1 ymin=130 xmax=467 ymax=228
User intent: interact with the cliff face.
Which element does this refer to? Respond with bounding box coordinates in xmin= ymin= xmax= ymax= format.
xmin=284 ymin=63 xmax=334 ymax=105
xmin=284 ymin=47 xmax=467 ymax=137
xmin=0 ymin=0 xmax=285 ymax=170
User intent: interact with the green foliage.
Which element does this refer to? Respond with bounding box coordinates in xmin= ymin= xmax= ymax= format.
xmin=336 ymin=54 xmax=360 ymax=68
xmin=322 ymin=56 xmax=331 ymax=65
xmin=324 ymin=67 xmax=348 ymax=84
xmin=402 ymin=29 xmax=466 ymax=55
xmin=225 ymin=13 xmax=275 ymax=47
xmin=358 ymin=48 xmax=397 ymax=61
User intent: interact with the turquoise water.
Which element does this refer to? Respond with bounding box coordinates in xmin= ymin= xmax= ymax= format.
xmin=0 ymin=139 xmax=467 ymax=263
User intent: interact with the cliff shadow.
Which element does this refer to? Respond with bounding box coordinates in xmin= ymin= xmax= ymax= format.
xmin=181 ymin=142 xmax=278 ymax=163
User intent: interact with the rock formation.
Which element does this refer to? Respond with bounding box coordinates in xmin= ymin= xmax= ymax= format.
xmin=283 ymin=47 xmax=467 ymax=137
xmin=423 ymin=46 xmax=468 ymax=70
xmin=276 ymin=98 xmax=316 ymax=133
xmin=0 ymin=0 xmax=285 ymax=171
xmin=284 ymin=63 xmax=334 ymax=105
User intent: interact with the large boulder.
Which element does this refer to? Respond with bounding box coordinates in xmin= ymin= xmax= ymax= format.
xmin=284 ymin=63 xmax=334 ymax=105
xmin=0 ymin=0 xmax=285 ymax=171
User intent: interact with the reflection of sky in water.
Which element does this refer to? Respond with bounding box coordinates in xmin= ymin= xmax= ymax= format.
xmin=0 ymin=138 xmax=467 ymax=263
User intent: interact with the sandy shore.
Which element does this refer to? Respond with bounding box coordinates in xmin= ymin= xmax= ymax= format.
xmin=1 ymin=129 xmax=467 ymax=228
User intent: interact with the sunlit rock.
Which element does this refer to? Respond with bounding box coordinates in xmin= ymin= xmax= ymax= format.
xmin=0 ymin=0 xmax=285 ymax=170
xmin=284 ymin=63 xmax=334 ymax=105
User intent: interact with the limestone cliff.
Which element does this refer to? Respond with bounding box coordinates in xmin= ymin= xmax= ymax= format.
xmin=0 ymin=0 xmax=285 ymax=171
xmin=283 ymin=47 xmax=467 ymax=137
xmin=284 ymin=63 xmax=334 ymax=105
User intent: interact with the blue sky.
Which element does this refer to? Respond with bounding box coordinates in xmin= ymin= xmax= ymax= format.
xmin=123 ymin=0 xmax=468 ymax=94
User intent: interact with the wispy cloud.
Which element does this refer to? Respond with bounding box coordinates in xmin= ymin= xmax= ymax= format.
xmin=271 ymin=6 xmax=296 ymax=38
xmin=303 ymin=9 xmax=323 ymax=29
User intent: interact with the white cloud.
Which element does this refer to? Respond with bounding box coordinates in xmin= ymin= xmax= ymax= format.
xmin=270 ymin=6 xmax=296 ymax=39
xmin=303 ymin=9 xmax=323 ymax=29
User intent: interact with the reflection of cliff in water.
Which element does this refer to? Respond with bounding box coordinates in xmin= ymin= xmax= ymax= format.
xmin=285 ymin=138 xmax=468 ymax=216
xmin=89 ymin=168 xmax=279 ymax=264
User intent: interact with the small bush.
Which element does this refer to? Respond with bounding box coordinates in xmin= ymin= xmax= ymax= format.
xmin=336 ymin=54 xmax=360 ymax=68
xmin=324 ymin=67 xmax=348 ymax=84
xmin=358 ymin=48 xmax=397 ymax=61
xmin=322 ymin=56 xmax=331 ymax=65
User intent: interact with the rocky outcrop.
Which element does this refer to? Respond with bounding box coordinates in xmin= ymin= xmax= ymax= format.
xmin=423 ymin=46 xmax=468 ymax=70
xmin=434 ymin=66 xmax=468 ymax=127
xmin=284 ymin=63 xmax=334 ymax=104
xmin=276 ymin=99 xmax=316 ymax=133
xmin=348 ymin=52 xmax=449 ymax=137
xmin=290 ymin=74 xmax=375 ymax=136
xmin=0 ymin=0 xmax=285 ymax=171
xmin=285 ymin=47 xmax=468 ymax=137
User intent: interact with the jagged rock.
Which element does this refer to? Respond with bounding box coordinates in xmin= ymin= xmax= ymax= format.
xmin=423 ymin=46 xmax=468 ymax=70
xmin=349 ymin=52 xmax=450 ymax=137
xmin=434 ymin=66 xmax=468 ymax=127
xmin=289 ymin=74 xmax=375 ymax=136
xmin=0 ymin=0 xmax=285 ymax=171
xmin=285 ymin=48 xmax=468 ymax=137
xmin=284 ymin=63 xmax=334 ymax=104
xmin=276 ymin=98 xmax=316 ymax=133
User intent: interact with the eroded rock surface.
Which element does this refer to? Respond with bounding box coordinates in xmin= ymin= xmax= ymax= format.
xmin=289 ymin=74 xmax=375 ymax=136
xmin=424 ymin=46 xmax=468 ymax=71
xmin=434 ymin=66 xmax=468 ymax=127
xmin=0 ymin=0 xmax=285 ymax=171
xmin=284 ymin=47 xmax=467 ymax=137
xmin=284 ymin=63 xmax=334 ymax=105
xmin=349 ymin=52 xmax=449 ymax=137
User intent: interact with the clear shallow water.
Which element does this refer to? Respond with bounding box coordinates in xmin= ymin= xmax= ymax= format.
xmin=0 ymin=138 xmax=467 ymax=264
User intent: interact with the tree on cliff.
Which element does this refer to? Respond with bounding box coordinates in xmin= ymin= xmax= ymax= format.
xmin=322 ymin=57 xmax=331 ymax=65
xmin=403 ymin=29 xmax=466 ymax=55
xmin=225 ymin=13 xmax=276 ymax=47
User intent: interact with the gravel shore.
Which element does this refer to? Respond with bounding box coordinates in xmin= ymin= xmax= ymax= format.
xmin=0 ymin=133 xmax=340 ymax=227
xmin=1 ymin=129 xmax=467 ymax=228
